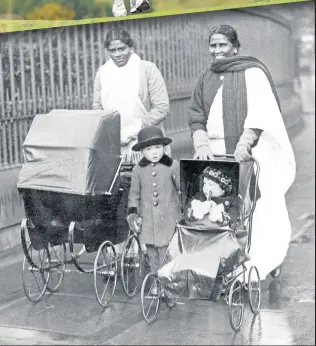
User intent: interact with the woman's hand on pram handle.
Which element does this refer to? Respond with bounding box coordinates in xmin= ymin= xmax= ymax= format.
xmin=234 ymin=128 xmax=261 ymax=162
xmin=127 ymin=213 xmax=142 ymax=234
xmin=192 ymin=130 xmax=214 ymax=160
xmin=234 ymin=145 xmax=251 ymax=162
xmin=193 ymin=145 xmax=214 ymax=160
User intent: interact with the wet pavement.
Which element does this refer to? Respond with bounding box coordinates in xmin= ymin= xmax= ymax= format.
xmin=0 ymin=115 xmax=314 ymax=345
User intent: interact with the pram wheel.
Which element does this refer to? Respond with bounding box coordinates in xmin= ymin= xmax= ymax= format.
xmin=121 ymin=233 xmax=143 ymax=297
xmin=248 ymin=266 xmax=261 ymax=314
xmin=228 ymin=278 xmax=244 ymax=331
xmin=46 ymin=243 xmax=66 ymax=293
xmin=22 ymin=243 xmax=50 ymax=303
xmin=94 ymin=240 xmax=118 ymax=307
xmin=141 ymin=273 xmax=161 ymax=323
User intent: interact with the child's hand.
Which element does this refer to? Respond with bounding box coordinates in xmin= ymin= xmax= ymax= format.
xmin=127 ymin=213 xmax=142 ymax=233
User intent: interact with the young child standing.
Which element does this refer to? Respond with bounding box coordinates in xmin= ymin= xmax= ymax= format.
xmin=127 ymin=126 xmax=181 ymax=294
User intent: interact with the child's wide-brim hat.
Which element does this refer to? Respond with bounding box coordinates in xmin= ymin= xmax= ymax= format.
xmin=132 ymin=126 xmax=172 ymax=151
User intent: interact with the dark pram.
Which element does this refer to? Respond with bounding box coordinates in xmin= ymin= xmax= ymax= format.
xmin=140 ymin=156 xmax=261 ymax=331
xmin=18 ymin=109 xmax=143 ymax=306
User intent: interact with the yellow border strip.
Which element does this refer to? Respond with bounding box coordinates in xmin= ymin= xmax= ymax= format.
xmin=0 ymin=0 xmax=311 ymax=34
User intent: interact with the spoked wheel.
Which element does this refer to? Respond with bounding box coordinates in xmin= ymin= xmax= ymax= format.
xmin=228 ymin=278 xmax=244 ymax=331
xmin=141 ymin=272 xmax=161 ymax=324
xmin=46 ymin=243 xmax=67 ymax=293
xmin=248 ymin=266 xmax=261 ymax=314
xmin=94 ymin=240 xmax=118 ymax=307
xmin=121 ymin=233 xmax=143 ymax=297
xmin=22 ymin=243 xmax=50 ymax=303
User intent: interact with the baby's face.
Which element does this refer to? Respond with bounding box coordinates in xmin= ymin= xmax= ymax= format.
xmin=203 ymin=177 xmax=225 ymax=198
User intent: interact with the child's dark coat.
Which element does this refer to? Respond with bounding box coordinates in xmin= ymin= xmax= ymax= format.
xmin=128 ymin=155 xmax=181 ymax=247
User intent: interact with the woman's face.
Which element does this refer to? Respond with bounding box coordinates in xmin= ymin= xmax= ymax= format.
xmin=209 ymin=33 xmax=237 ymax=61
xmin=203 ymin=177 xmax=225 ymax=198
xmin=107 ymin=40 xmax=133 ymax=67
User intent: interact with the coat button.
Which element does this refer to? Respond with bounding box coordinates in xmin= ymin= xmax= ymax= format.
xmin=153 ymin=183 xmax=158 ymax=187
xmin=152 ymin=172 xmax=157 ymax=177
xmin=153 ymin=201 xmax=158 ymax=206
xmin=153 ymin=192 xmax=158 ymax=197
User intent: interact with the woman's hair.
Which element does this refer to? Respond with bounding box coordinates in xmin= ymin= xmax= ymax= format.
xmin=208 ymin=24 xmax=241 ymax=49
xmin=104 ymin=28 xmax=134 ymax=48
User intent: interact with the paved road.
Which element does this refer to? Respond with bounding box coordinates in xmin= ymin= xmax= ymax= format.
xmin=0 ymin=115 xmax=314 ymax=345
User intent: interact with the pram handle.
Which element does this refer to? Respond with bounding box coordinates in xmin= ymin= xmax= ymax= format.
xmin=105 ymin=155 xmax=126 ymax=195
xmin=213 ymin=154 xmax=235 ymax=159
xmin=212 ymin=154 xmax=261 ymax=253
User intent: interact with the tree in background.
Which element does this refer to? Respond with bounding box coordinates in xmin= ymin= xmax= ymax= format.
xmin=0 ymin=0 xmax=113 ymax=19
xmin=152 ymin=0 xmax=247 ymax=11
xmin=58 ymin=0 xmax=111 ymax=19
xmin=25 ymin=3 xmax=76 ymax=20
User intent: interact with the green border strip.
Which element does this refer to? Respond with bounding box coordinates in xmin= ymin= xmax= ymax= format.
xmin=0 ymin=0 xmax=311 ymax=34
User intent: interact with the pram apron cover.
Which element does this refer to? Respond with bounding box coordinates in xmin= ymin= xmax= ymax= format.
xmin=157 ymin=159 xmax=255 ymax=300
xmin=17 ymin=109 xmax=121 ymax=195
xmin=158 ymin=226 xmax=244 ymax=300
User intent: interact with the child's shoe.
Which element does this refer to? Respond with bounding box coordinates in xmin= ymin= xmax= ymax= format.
xmin=112 ymin=0 xmax=127 ymax=17
xmin=162 ymin=292 xmax=176 ymax=308
xmin=130 ymin=0 xmax=150 ymax=13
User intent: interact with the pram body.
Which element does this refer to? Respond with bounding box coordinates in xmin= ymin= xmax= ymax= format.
xmin=141 ymin=156 xmax=261 ymax=331
xmin=18 ymin=109 xmax=143 ymax=306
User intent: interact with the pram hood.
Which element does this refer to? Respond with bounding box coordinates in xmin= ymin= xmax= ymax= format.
xmin=17 ymin=109 xmax=121 ymax=196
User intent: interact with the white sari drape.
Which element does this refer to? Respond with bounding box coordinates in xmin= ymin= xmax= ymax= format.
xmin=206 ymin=67 xmax=296 ymax=280
xmin=99 ymin=53 xmax=146 ymax=163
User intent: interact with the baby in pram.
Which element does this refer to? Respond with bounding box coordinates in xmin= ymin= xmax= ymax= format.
xmin=158 ymin=163 xmax=250 ymax=301
xmin=185 ymin=166 xmax=239 ymax=229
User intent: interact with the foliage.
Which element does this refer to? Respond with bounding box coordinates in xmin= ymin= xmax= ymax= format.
xmin=0 ymin=0 xmax=261 ymax=20
xmin=152 ymin=0 xmax=254 ymax=11
xmin=0 ymin=0 xmax=113 ymax=19
xmin=25 ymin=3 xmax=76 ymax=20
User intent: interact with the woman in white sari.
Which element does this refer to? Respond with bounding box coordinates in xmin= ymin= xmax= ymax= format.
xmin=93 ymin=28 xmax=170 ymax=163
xmin=92 ymin=28 xmax=170 ymax=253
xmin=188 ymin=24 xmax=296 ymax=280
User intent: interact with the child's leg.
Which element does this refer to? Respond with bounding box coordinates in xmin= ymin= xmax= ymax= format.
xmin=157 ymin=246 xmax=176 ymax=306
xmin=145 ymin=245 xmax=161 ymax=295
xmin=157 ymin=246 xmax=168 ymax=267
xmin=146 ymin=245 xmax=160 ymax=273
